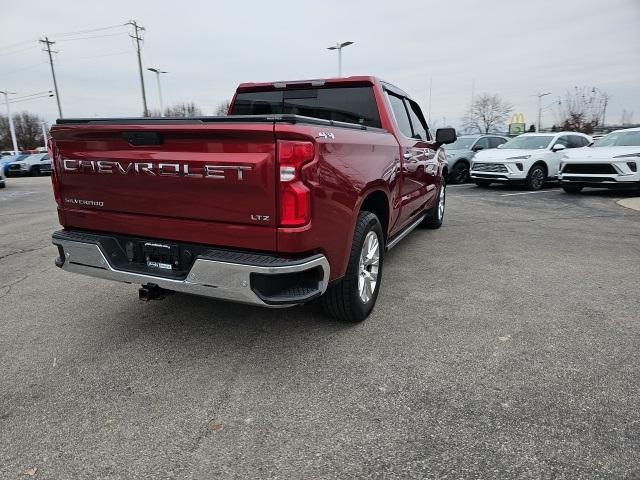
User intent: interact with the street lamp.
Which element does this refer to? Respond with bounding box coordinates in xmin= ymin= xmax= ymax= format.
xmin=327 ymin=41 xmax=354 ymax=77
xmin=0 ymin=90 xmax=19 ymax=153
xmin=147 ymin=67 xmax=168 ymax=116
xmin=533 ymin=92 xmax=552 ymax=132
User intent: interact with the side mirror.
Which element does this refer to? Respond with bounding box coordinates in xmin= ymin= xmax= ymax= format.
xmin=497 ymin=144 xmax=504 ymax=149
xmin=552 ymin=143 xmax=566 ymax=152
xmin=435 ymin=128 xmax=456 ymax=145
xmin=472 ymin=145 xmax=484 ymax=152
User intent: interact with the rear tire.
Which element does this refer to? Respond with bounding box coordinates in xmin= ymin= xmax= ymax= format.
xmin=562 ymin=185 xmax=583 ymax=194
xmin=525 ymin=164 xmax=546 ymax=191
xmin=0 ymin=181 xmax=5 ymax=189
xmin=449 ymin=161 xmax=470 ymax=184
xmin=321 ymin=211 xmax=383 ymax=323
xmin=474 ymin=180 xmax=491 ymax=187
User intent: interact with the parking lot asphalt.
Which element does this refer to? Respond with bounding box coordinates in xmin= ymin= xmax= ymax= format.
xmin=1 ymin=177 xmax=639 ymax=479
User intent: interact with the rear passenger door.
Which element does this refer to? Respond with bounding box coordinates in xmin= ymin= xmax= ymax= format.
xmin=386 ymin=92 xmax=438 ymax=230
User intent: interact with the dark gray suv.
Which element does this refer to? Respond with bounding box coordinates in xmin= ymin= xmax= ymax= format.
xmin=445 ymin=134 xmax=509 ymax=183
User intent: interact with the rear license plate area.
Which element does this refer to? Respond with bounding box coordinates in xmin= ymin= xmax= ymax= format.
xmin=142 ymin=241 xmax=180 ymax=271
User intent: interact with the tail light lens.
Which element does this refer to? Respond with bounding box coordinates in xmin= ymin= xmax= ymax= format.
xmin=277 ymin=140 xmax=314 ymax=227
xmin=48 ymin=138 xmax=62 ymax=205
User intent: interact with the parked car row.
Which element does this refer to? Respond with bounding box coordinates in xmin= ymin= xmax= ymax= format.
xmin=446 ymin=127 xmax=640 ymax=194
xmin=0 ymin=152 xmax=52 ymax=180
xmin=469 ymin=131 xmax=592 ymax=190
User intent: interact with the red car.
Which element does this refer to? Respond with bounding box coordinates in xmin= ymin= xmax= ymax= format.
xmin=50 ymin=76 xmax=456 ymax=322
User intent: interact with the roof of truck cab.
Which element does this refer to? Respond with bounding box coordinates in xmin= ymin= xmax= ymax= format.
xmin=236 ymin=76 xmax=406 ymax=95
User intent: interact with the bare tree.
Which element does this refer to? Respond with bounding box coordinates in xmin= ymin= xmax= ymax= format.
xmin=0 ymin=112 xmax=44 ymax=150
xmin=214 ymin=100 xmax=231 ymax=116
xmin=163 ymin=102 xmax=203 ymax=117
xmin=462 ymin=94 xmax=513 ymax=134
xmin=556 ymin=86 xmax=608 ymax=134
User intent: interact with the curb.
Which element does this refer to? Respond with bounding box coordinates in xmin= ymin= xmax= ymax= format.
xmin=616 ymin=197 xmax=640 ymax=211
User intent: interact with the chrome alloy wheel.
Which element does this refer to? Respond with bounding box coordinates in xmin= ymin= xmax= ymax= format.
xmin=531 ymin=167 xmax=545 ymax=189
xmin=438 ymin=183 xmax=446 ymax=221
xmin=358 ymin=231 xmax=380 ymax=304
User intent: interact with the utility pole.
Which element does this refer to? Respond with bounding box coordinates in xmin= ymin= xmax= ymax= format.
xmin=327 ymin=41 xmax=354 ymax=77
xmin=533 ymin=92 xmax=552 ymax=132
xmin=147 ymin=67 xmax=167 ymax=116
xmin=40 ymin=37 xmax=63 ymax=118
xmin=41 ymin=122 xmax=48 ymax=149
xmin=0 ymin=91 xmax=19 ymax=152
xmin=428 ymin=77 xmax=433 ymax=126
xmin=601 ymin=93 xmax=609 ymax=129
xmin=127 ymin=20 xmax=149 ymax=117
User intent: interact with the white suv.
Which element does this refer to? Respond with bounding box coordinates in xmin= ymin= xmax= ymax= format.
xmin=559 ymin=127 xmax=640 ymax=193
xmin=470 ymin=132 xmax=592 ymax=190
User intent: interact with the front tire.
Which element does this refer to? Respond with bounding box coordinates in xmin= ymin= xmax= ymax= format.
xmin=321 ymin=211 xmax=383 ymax=323
xmin=525 ymin=164 xmax=546 ymax=191
xmin=449 ymin=161 xmax=470 ymax=184
xmin=562 ymin=185 xmax=583 ymax=194
xmin=30 ymin=166 xmax=41 ymax=177
xmin=474 ymin=180 xmax=491 ymax=187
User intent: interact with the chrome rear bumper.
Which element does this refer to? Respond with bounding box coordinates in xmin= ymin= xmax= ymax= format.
xmin=52 ymin=230 xmax=330 ymax=307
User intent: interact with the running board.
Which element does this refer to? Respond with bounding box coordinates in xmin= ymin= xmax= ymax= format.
xmin=385 ymin=214 xmax=425 ymax=251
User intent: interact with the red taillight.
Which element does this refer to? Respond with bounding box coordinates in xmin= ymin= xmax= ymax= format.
xmin=277 ymin=140 xmax=314 ymax=227
xmin=48 ymin=138 xmax=62 ymax=205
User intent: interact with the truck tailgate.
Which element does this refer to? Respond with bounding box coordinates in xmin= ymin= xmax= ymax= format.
xmin=50 ymin=122 xmax=277 ymax=250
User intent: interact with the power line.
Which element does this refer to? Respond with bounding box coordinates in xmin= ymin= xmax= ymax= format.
xmin=48 ymin=23 xmax=128 ymax=38
xmin=55 ymin=32 xmax=128 ymax=43
xmin=9 ymin=93 xmax=54 ymax=104
xmin=40 ymin=37 xmax=63 ymax=118
xmin=0 ymin=43 xmax=39 ymax=57
xmin=0 ymin=39 xmax=38 ymax=52
xmin=126 ymin=20 xmax=149 ymax=117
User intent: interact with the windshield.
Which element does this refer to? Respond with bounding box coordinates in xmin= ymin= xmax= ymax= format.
xmin=593 ymin=131 xmax=640 ymax=147
xmin=446 ymin=137 xmax=476 ymax=150
xmin=501 ymin=135 xmax=554 ymax=150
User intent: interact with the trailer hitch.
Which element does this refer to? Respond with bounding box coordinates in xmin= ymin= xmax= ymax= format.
xmin=139 ymin=283 xmax=170 ymax=301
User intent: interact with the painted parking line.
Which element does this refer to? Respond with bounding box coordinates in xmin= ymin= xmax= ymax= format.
xmin=499 ymin=190 xmax=560 ymax=196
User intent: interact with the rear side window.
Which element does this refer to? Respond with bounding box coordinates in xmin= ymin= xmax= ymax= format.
xmin=387 ymin=93 xmax=413 ymax=138
xmin=568 ymin=135 xmax=589 ymax=148
xmin=474 ymin=137 xmax=490 ymax=150
xmin=231 ymin=86 xmax=381 ymax=128
xmin=489 ymin=137 xmax=507 ymax=148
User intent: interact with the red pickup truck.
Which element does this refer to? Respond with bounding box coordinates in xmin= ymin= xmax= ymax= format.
xmin=50 ymin=76 xmax=456 ymax=322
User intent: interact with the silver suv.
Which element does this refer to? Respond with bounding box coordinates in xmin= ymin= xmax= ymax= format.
xmin=445 ymin=134 xmax=509 ymax=183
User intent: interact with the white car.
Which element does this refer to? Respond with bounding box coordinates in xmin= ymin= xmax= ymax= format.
xmin=6 ymin=153 xmax=51 ymax=177
xmin=470 ymin=132 xmax=592 ymax=190
xmin=559 ymin=127 xmax=640 ymax=193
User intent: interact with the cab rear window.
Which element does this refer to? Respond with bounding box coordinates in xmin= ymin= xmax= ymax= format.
xmin=231 ymin=86 xmax=381 ymax=128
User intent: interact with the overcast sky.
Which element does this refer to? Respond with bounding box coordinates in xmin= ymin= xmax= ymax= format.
xmin=1 ymin=0 xmax=639 ymax=130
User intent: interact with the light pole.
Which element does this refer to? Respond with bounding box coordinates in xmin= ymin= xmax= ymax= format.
xmin=533 ymin=92 xmax=552 ymax=132
xmin=0 ymin=90 xmax=19 ymax=152
xmin=147 ymin=67 xmax=168 ymax=116
xmin=41 ymin=122 xmax=49 ymax=149
xmin=327 ymin=41 xmax=354 ymax=77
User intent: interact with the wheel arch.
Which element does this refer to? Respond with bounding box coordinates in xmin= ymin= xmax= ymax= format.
xmin=359 ymin=189 xmax=390 ymax=241
xmin=529 ymin=160 xmax=548 ymax=177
